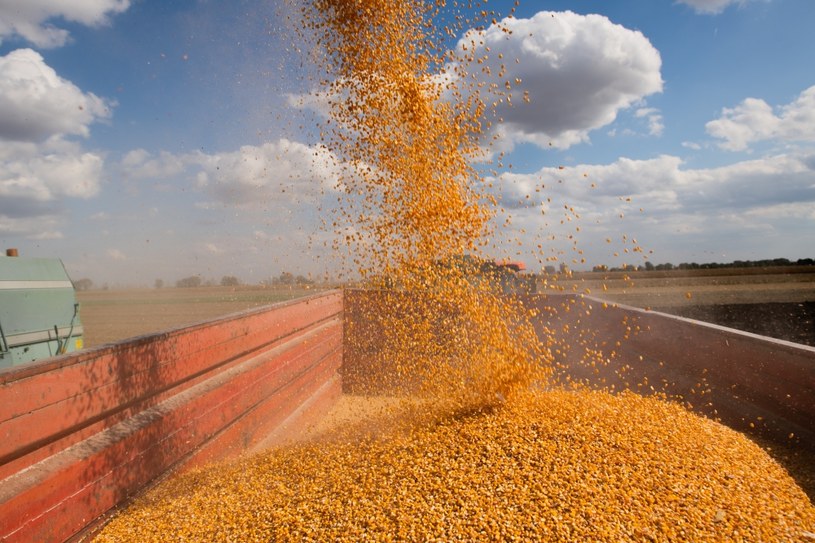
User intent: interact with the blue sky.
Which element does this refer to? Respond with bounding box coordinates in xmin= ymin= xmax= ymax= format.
xmin=1 ymin=0 xmax=813 ymax=286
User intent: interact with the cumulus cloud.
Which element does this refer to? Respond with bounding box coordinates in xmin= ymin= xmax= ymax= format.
xmin=0 ymin=0 xmax=130 ymax=48
xmin=121 ymin=149 xmax=186 ymax=180
xmin=284 ymin=90 xmax=332 ymax=119
xmin=0 ymin=138 xmax=103 ymax=237
xmin=119 ymin=139 xmax=342 ymax=207
xmin=30 ymin=230 xmax=64 ymax=240
xmin=492 ymin=150 xmax=815 ymax=267
xmin=675 ymin=0 xmax=752 ymax=15
xmin=452 ymin=11 xmax=663 ymax=150
xmin=496 ymin=155 xmax=684 ymax=213
xmin=0 ymin=139 xmax=102 ymax=203
xmin=0 ymin=49 xmax=109 ymax=238
xmin=744 ymin=201 xmax=815 ymax=221
xmin=106 ymin=139 xmax=349 ymax=284
xmin=706 ymin=85 xmax=815 ymax=151
xmin=190 ymin=140 xmax=340 ymax=205
xmin=498 ymin=152 xmax=815 ymax=212
xmin=107 ymin=248 xmax=127 ymax=260
xmin=291 ymin=11 xmax=662 ymax=152
xmin=635 ymin=107 xmax=665 ymax=137
xmin=0 ymin=49 xmax=112 ymax=142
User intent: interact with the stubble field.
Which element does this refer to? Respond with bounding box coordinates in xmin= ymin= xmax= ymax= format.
xmin=553 ymin=266 xmax=815 ymax=346
xmin=76 ymin=285 xmax=325 ymax=347
xmin=77 ymin=266 xmax=815 ymax=348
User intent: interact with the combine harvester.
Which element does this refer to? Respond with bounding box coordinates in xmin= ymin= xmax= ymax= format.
xmin=0 ymin=249 xmax=83 ymax=369
xmin=0 ymin=287 xmax=813 ymax=541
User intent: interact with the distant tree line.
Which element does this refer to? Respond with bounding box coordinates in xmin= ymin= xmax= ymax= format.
xmin=220 ymin=275 xmax=240 ymax=287
xmin=262 ymin=272 xmax=314 ymax=286
xmin=172 ymin=275 xmax=243 ymax=287
xmin=163 ymin=272 xmax=317 ymax=288
xmin=175 ymin=275 xmax=202 ymax=288
xmin=72 ymin=273 xmax=323 ymax=290
xmin=592 ymin=257 xmax=814 ymax=273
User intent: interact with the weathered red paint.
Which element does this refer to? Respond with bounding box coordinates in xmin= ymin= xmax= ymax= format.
xmin=522 ymin=293 xmax=815 ymax=448
xmin=344 ymin=289 xmax=815 ymax=449
xmin=0 ymin=291 xmax=343 ymax=543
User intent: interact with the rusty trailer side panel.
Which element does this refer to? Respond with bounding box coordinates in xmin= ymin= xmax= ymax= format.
xmin=0 ymin=290 xmax=343 ymax=543
xmin=525 ymin=293 xmax=815 ymax=449
xmin=344 ymin=290 xmax=815 ymax=449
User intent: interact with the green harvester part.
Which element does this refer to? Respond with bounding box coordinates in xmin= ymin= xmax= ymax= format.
xmin=0 ymin=252 xmax=84 ymax=368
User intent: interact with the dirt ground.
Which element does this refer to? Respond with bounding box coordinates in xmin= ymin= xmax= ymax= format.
xmin=549 ymin=267 xmax=815 ymax=346
xmin=77 ymin=286 xmax=321 ymax=347
xmin=657 ymin=302 xmax=815 ymax=347
xmin=551 ymin=266 xmax=815 ymax=307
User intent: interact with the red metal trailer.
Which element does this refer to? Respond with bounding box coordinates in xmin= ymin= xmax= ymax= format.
xmin=1 ymin=289 xmax=812 ymax=542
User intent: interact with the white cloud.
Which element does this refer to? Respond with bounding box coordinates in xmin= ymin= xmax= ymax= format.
xmin=0 ymin=138 xmax=104 ymax=239
xmin=635 ymin=107 xmax=665 ymax=137
xmin=293 ymin=11 xmax=663 ymax=153
xmin=744 ymin=201 xmax=815 ymax=220
xmin=100 ymin=138 xmax=347 ymax=284
xmin=30 ymin=230 xmax=63 ymax=240
xmin=675 ymin=0 xmax=751 ymax=14
xmin=120 ymin=139 xmax=342 ymax=207
xmin=203 ymin=243 xmax=221 ymax=254
xmin=0 ymin=138 xmax=103 ymax=203
xmin=491 ymin=151 xmax=815 ymax=267
xmin=0 ymin=0 xmax=131 ymax=48
xmin=121 ymin=149 xmax=186 ymax=180
xmin=499 ymin=152 xmax=815 ymax=212
xmin=496 ymin=155 xmax=685 ymax=212
xmin=0 ymin=49 xmax=112 ymax=142
xmin=0 ymin=50 xmax=109 ymax=239
xmin=706 ymin=85 xmax=815 ymax=151
xmin=285 ymin=90 xmax=332 ymax=119
xmin=452 ymin=11 xmax=663 ymax=150
xmin=107 ymin=248 xmax=127 ymax=260
xmin=1 ymin=216 xmax=74 ymax=248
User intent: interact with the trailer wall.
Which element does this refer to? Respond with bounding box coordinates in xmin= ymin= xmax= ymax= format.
xmin=2 ymin=289 xmax=814 ymax=542
xmin=0 ymin=291 xmax=343 ymax=543
xmin=525 ymin=293 xmax=815 ymax=449
xmin=344 ymin=290 xmax=815 ymax=448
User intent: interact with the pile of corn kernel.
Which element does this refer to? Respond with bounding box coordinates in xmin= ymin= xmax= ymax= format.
xmin=94 ymin=389 xmax=813 ymax=542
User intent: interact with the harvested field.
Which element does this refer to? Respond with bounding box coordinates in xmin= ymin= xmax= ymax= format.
xmin=76 ymin=286 xmax=322 ymax=347
xmin=549 ymin=266 xmax=815 ymax=346
xmin=550 ymin=266 xmax=815 ymax=307
xmin=76 ymin=268 xmax=815 ymax=348
xmin=662 ymin=302 xmax=815 ymax=347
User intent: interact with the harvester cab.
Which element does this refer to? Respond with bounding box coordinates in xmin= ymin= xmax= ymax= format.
xmin=0 ymin=249 xmax=84 ymax=368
